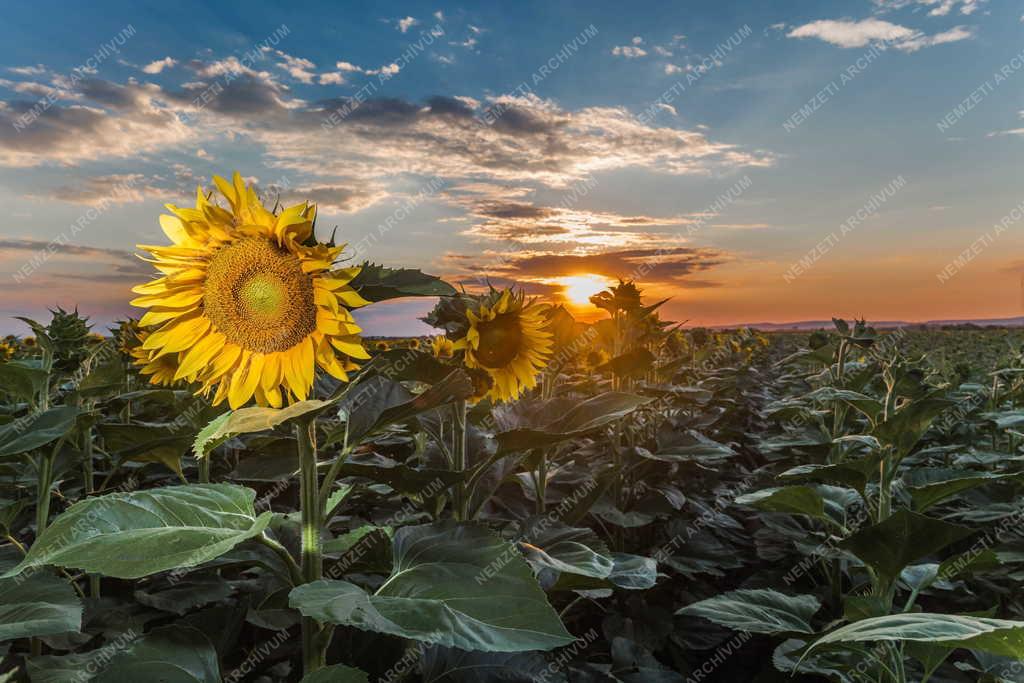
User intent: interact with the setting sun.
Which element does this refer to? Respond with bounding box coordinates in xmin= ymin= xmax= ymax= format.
xmin=557 ymin=274 xmax=611 ymax=306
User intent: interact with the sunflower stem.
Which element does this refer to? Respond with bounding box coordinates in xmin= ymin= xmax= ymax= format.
xmin=296 ymin=419 xmax=326 ymax=674
xmin=81 ymin=422 xmax=101 ymax=598
xmin=452 ymin=400 xmax=469 ymax=521
xmin=535 ymin=449 xmax=547 ymax=514
xmin=197 ymin=455 xmax=211 ymax=484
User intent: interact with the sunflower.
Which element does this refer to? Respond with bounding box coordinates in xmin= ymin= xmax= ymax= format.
xmin=408 ymin=338 xmax=421 ymax=350
xmin=453 ymin=290 xmax=552 ymax=402
xmin=131 ymin=172 xmax=371 ymax=408
xmin=22 ymin=337 xmax=36 ymax=349
xmin=0 ymin=341 xmax=14 ymax=361
xmin=130 ymin=330 xmax=181 ymax=387
xmin=374 ymin=340 xmax=390 ymax=352
xmin=431 ymin=335 xmax=455 ymax=359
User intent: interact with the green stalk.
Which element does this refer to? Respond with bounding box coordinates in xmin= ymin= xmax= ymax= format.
xmin=81 ymin=423 xmax=101 ymax=598
xmin=535 ymin=449 xmax=547 ymax=514
xmin=197 ymin=455 xmax=211 ymax=484
xmin=452 ymin=400 xmax=468 ymax=521
xmin=295 ymin=419 xmax=325 ymax=674
xmin=31 ymin=440 xmax=59 ymax=657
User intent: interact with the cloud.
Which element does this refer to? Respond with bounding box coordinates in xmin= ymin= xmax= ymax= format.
xmin=274 ymin=50 xmax=316 ymax=83
xmin=276 ymin=184 xmax=388 ymax=213
xmin=449 ymin=245 xmax=729 ymax=286
xmin=787 ymin=19 xmax=916 ymax=48
xmin=33 ymin=173 xmax=170 ymax=206
xmin=319 ymin=72 xmax=345 ymax=85
xmin=872 ymin=0 xmax=985 ymax=16
xmin=397 ymin=16 xmax=419 ymax=33
xmin=611 ymin=45 xmax=648 ymax=58
xmin=0 ymin=80 xmax=192 ymax=167
xmin=787 ymin=17 xmax=975 ymax=51
xmin=141 ymin=57 xmax=177 ymax=74
xmin=9 ymin=65 xmax=48 ymax=76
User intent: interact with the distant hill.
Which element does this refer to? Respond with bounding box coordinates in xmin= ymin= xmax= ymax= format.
xmin=712 ymin=316 xmax=1024 ymax=331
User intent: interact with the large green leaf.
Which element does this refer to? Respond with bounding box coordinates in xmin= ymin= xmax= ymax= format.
xmin=837 ymin=509 xmax=974 ymax=587
xmin=677 ymin=588 xmax=821 ymax=635
xmin=5 ymin=484 xmax=272 ymax=579
xmin=0 ymin=406 xmax=78 ymax=459
xmin=871 ymin=391 xmax=953 ymax=462
xmin=349 ymin=263 xmax=456 ymax=301
xmin=496 ymin=392 xmax=652 ymax=453
xmin=903 ymin=468 xmax=1024 ymax=512
xmin=94 ymin=625 xmax=220 ymax=683
xmin=806 ymin=613 xmax=1024 ymax=660
xmin=193 ymin=402 xmax=327 ymax=458
xmin=300 ymin=665 xmax=370 ymax=683
xmin=0 ymin=554 xmax=81 ymax=641
xmin=778 ymin=455 xmax=881 ymax=495
xmin=289 ymin=521 xmax=573 ymax=652
xmin=735 ymin=486 xmax=829 ymax=523
xmin=0 ymin=360 xmax=47 ymax=403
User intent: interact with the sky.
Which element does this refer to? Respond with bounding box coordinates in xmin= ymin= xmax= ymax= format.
xmin=0 ymin=0 xmax=1022 ymax=336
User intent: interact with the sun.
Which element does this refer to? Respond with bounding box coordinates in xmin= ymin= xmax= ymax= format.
xmin=557 ymin=274 xmax=611 ymax=306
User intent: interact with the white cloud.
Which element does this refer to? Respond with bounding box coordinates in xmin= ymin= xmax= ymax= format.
xmin=8 ymin=65 xmax=47 ymax=76
xmin=787 ymin=18 xmax=916 ymax=48
xmin=397 ymin=16 xmax=419 ymax=33
xmin=336 ymin=61 xmax=362 ymax=72
xmin=275 ymin=50 xmax=316 ymax=83
xmin=894 ymin=25 xmax=974 ymax=52
xmin=631 ymin=36 xmax=644 ymax=45
xmin=653 ymin=46 xmax=673 ymax=57
xmin=319 ymin=72 xmax=346 ymax=85
xmin=612 ymin=46 xmax=648 ymax=58
xmin=664 ymin=64 xmax=683 ymax=75
xmin=141 ymin=57 xmax=177 ymax=74
xmin=787 ymin=18 xmax=974 ymax=51
xmin=872 ymin=0 xmax=986 ymax=16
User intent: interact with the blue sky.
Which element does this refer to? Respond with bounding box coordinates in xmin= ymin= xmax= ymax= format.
xmin=1 ymin=0 xmax=1022 ymax=335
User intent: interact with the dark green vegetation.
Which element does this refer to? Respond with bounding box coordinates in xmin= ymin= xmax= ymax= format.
xmin=2 ymin=305 xmax=1024 ymax=682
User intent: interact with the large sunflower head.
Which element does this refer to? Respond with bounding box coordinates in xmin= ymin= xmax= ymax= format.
xmin=131 ymin=172 xmax=371 ymax=408
xmin=454 ymin=289 xmax=552 ymax=403
xmin=0 ymin=341 xmax=14 ymax=361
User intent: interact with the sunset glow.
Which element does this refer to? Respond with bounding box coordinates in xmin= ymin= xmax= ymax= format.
xmin=556 ymin=274 xmax=612 ymax=307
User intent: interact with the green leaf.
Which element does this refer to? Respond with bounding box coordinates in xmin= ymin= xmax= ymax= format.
xmin=806 ymin=613 xmax=1024 ymax=660
xmin=496 ymin=392 xmax=652 ymax=453
xmin=0 ymin=360 xmax=47 ymax=403
xmin=778 ymin=455 xmax=881 ymax=495
xmin=0 ymin=406 xmax=78 ymax=459
xmin=289 ymin=521 xmax=573 ymax=652
xmin=837 ymin=509 xmax=974 ymax=587
xmin=349 ymin=263 xmax=456 ymax=301
xmin=677 ymin=589 xmax=821 ymax=635
xmin=300 ymin=664 xmax=370 ymax=683
xmin=0 ymin=567 xmax=82 ymax=641
xmin=735 ymin=486 xmax=828 ymax=522
xmin=193 ymin=401 xmax=328 ymax=458
xmin=5 ymin=484 xmax=273 ymax=579
xmin=871 ymin=391 xmax=953 ymax=462
xmin=94 ymin=625 xmax=220 ymax=683
xmin=903 ymin=468 xmax=1024 ymax=512
xmin=99 ymin=423 xmax=191 ymax=477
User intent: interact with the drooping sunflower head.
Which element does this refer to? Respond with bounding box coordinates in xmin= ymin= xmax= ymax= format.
xmin=454 ymin=289 xmax=552 ymax=403
xmin=431 ymin=335 xmax=455 ymax=359
xmin=131 ymin=172 xmax=371 ymax=408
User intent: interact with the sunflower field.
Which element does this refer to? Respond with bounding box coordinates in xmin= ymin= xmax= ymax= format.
xmin=4 ymin=174 xmax=1024 ymax=682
